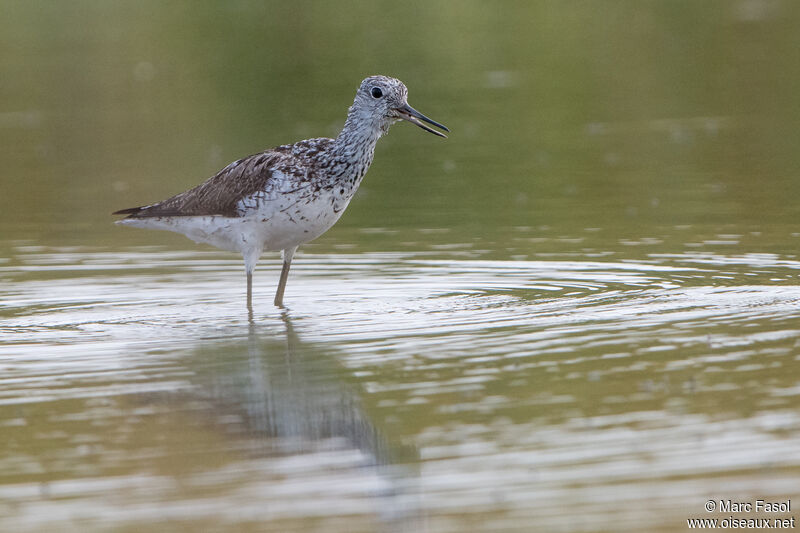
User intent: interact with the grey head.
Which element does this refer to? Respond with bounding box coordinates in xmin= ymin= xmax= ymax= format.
xmin=350 ymin=75 xmax=449 ymax=138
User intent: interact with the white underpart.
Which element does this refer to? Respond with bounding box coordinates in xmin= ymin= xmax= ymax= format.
xmin=116 ymin=180 xmax=353 ymax=257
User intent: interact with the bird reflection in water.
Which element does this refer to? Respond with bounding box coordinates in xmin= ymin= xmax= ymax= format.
xmin=180 ymin=311 xmax=422 ymax=530
xmin=228 ymin=313 xmax=389 ymax=459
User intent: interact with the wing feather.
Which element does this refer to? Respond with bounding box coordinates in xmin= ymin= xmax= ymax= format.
xmin=113 ymin=138 xmax=334 ymax=218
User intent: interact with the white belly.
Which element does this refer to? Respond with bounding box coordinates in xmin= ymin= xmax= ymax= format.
xmin=118 ymin=195 xmax=350 ymax=255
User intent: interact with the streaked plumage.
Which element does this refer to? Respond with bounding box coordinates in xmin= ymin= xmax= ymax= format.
xmin=114 ymin=75 xmax=448 ymax=308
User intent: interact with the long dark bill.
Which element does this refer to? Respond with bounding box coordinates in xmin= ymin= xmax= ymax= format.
xmin=396 ymin=104 xmax=449 ymax=138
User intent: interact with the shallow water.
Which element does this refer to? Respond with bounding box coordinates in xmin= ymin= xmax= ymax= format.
xmin=3 ymin=1 xmax=800 ymax=532
xmin=2 ymin=240 xmax=800 ymax=532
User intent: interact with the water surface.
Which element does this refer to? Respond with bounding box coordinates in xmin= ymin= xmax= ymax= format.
xmin=2 ymin=2 xmax=800 ymax=532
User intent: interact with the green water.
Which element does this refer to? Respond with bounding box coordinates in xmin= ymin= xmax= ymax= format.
xmin=2 ymin=2 xmax=800 ymax=532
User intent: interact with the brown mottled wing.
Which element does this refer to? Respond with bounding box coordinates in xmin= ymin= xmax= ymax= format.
xmin=114 ymin=149 xmax=294 ymax=218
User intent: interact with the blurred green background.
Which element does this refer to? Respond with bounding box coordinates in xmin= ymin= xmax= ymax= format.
xmin=3 ymin=4 xmax=800 ymax=531
xmin=1 ymin=0 xmax=799 ymax=252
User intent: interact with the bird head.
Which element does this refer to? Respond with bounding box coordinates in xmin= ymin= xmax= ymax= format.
xmin=352 ymin=75 xmax=449 ymax=138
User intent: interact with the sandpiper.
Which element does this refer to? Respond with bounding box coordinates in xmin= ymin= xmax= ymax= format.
xmin=114 ymin=75 xmax=448 ymax=308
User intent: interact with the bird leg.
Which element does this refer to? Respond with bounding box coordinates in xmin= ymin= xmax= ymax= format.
xmin=242 ymin=246 xmax=262 ymax=312
xmin=246 ymin=270 xmax=253 ymax=311
xmin=274 ymin=246 xmax=297 ymax=307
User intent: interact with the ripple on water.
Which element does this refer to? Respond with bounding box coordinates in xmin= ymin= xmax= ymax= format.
xmin=2 ymin=247 xmax=800 ymax=531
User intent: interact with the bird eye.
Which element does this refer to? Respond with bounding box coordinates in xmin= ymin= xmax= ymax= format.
xmin=371 ymin=87 xmax=383 ymax=98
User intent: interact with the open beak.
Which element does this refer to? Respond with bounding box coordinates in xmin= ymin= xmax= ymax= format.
xmin=395 ymin=103 xmax=449 ymax=138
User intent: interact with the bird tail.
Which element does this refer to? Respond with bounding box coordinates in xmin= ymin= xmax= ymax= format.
xmin=112 ymin=206 xmax=145 ymax=216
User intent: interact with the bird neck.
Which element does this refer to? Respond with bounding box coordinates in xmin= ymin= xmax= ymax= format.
xmin=332 ymin=105 xmax=385 ymax=167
